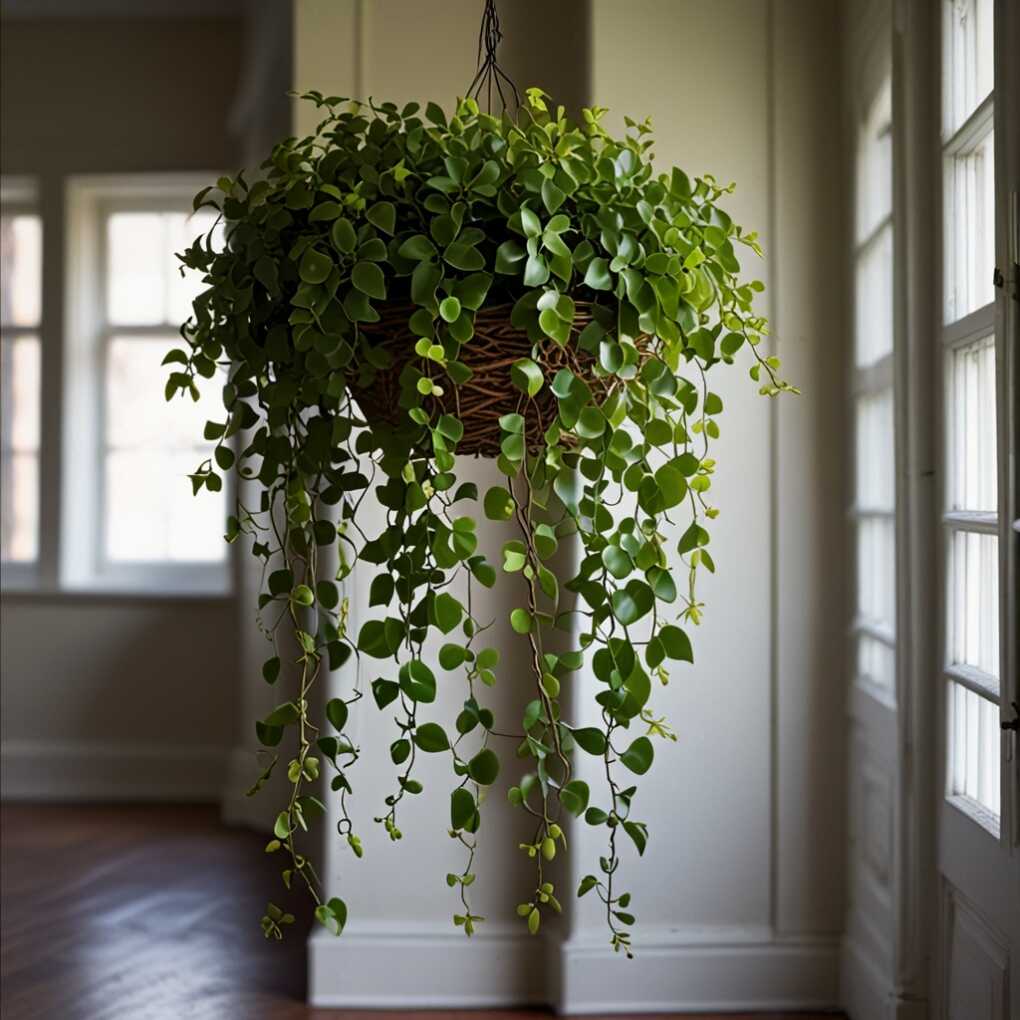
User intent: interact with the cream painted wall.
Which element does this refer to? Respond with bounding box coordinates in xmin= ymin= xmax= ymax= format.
xmin=291 ymin=0 xmax=845 ymax=1010
xmin=0 ymin=19 xmax=244 ymax=799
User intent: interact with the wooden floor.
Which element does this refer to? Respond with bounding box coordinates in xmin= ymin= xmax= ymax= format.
xmin=1 ymin=803 xmax=843 ymax=1020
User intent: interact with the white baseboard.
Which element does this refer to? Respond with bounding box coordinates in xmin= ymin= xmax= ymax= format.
xmin=840 ymin=934 xmax=911 ymax=1020
xmin=308 ymin=921 xmax=548 ymax=1008
xmin=308 ymin=920 xmax=840 ymax=1012
xmin=559 ymin=925 xmax=841 ymax=1014
xmin=0 ymin=739 xmax=229 ymax=802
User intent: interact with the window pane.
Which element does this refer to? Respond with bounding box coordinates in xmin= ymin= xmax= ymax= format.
xmin=947 ymin=334 xmax=997 ymax=511
xmin=943 ymin=126 xmax=995 ymax=323
xmin=856 ymin=634 xmax=895 ymax=693
xmin=855 ymin=387 xmax=895 ymax=510
xmin=942 ymin=0 xmax=994 ymax=139
xmin=105 ymin=335 xmax=225 ymax=564
xmin=857 ymin=517 xmax=896 ymax=633
xmin=0 ymin=335 xmax=41 ymax=561
xmin=856 ymin=75 xmax=892 ymax=243
xmin=105 ymin=449 xmax=225 ymax=563
xmin=0 ymin=214 xmax=42 ymax=327
xmin=107 ymin=211 xmax=219 ymax=327
xmin=854 ymin=224 xmax=894 ymax=367
xmin=947 ymin=529 xmax=999 ymax=677
xmin=947 ymin=680 xmax=1000 ymax=819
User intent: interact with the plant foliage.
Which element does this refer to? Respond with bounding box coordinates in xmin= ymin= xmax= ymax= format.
xmin=168 ymin=87 xmax=794 ymax=957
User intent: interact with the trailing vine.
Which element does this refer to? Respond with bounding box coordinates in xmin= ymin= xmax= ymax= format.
xmin=169 ymin=87 xmax=794 ymax=954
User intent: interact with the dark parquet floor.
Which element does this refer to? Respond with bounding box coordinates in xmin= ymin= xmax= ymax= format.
xmin=0 ymin=803 xmax=845 ymax=1020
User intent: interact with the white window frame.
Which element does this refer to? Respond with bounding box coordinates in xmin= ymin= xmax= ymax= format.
xmin=62 ymin=174 xmax=231 ymax=595
xmin=934 ymin=10 xmax=1004 ymax=839
xmin=0 ymin=176 xmax=43 ymax=589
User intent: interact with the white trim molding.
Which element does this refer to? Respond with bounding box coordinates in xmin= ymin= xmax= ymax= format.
xmin=308 ymin=921 xmax=548 ymax=1010
xmin=308 ymin=922 xmax=839 ymax=1013
xmin=0 ymin=740 xmax=229 ymax=802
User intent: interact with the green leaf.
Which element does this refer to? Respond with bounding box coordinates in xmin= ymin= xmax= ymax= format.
xmin=399 ymin=234 xmax=437 ymax=260
xmin=432 ymin=592 xmax=463 ymax=634
xmin=623 ymin=819 xmax=648 ymax=856
xmin=262 ymin=657 xmax=281 ymax=685
xmin=325 ymin=698 xmax=348 ymax=731
xmin=559 ymin=779 xmax=590 ymax=817
xmin=571 ymin=727 xmax=607 ymax=755
xmin=439 ymin=643 xmax=467 ymax=670
xmin=619 ymin=736 xmax=654 ymax=775
xmin=299 ymin=247 xmax=332 ymax=284
xmin=451 ymin=787 xmax=477 ymax=830
xmin=541 ymin=178 xmax=566 ymax=214
xmin=331 ymin=217 xmax=357 ymax=253
xmin=467 ymin=748 xmax=500 ymax=785
xmin=372 ymin=678 xmax=400 ymax=709
xmin=601 ymin=545 xmax=632 ymax=579
xmin=483 ymin=486 xmax=514 ymax=521
xmin=273 ymin=811 xmax=291 ymax=839
xmin=583 ymin=256 xmax=612 ymax=291
xmin=439 ymin=296 xmax=462 ymax=323
xmin=510 ymin=608 xmax=532 ymax=634
xmin=444 ymin=241 xmax=485 ymax=271
xmin=659 ymin=624 xmax=694 ymax=662
xmin=399 ymin=659 xmax=437 ymax=703
xmin=511 ymin=358 xmax=543 ymax=397
xmin=611 ymin=580 xmax=654 ymax=625
xmin=264 ymin=702 xmax=300 ymax=726
xmin=366 ymin=200 xmax=396 ymax=234
xmin=352 ymin=260 xmax=386 ymax=299
xmin=414 ymin=722 xmax=450 ymax=753
xmin=291 ymin=584 xmax=314 ymax=606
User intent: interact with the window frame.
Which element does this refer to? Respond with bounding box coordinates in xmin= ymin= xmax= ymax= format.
xmin=934 ymin=0 xmax=1007 ymax=840
xmin=62 ymin=174 xmax=231 ymax=596
xmin=0 ymin=176 xmax=43 ymax=588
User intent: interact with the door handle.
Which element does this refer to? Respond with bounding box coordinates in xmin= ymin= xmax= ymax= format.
xmin=1002 ymin=701 xmax=1020 ymax=732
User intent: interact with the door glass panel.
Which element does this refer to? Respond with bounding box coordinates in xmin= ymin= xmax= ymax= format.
xmin=941 ymin=0 xmax=994 ymax=138
xmin=947 ymin=334 xmax=997 ymax=511
xmin=857 ymin=517 xmax=896 ymax=633
xmin=947 ymin=530 xmax=999 ymax=678
xmin=943 ymin=126 xmax=995 ymax=323
xmin=854 ymin=225 xmax=894 ymax=366
xmin=947 ymin=680 xmax=1000 ymax=818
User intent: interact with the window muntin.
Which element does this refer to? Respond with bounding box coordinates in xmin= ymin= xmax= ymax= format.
xmin=0 ymin=202 xmax=42 ymax=566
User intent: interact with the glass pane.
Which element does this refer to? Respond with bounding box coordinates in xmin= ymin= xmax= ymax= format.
xmin=947 ymin=334 xmax=997 ymax=511
xmin=856 ymin=634 xmax=895 ymax=693
xmin=855 ymin=387 xmax=895 ymax=511
xmin=0 ymin=213 xmax=42 ymax=327
xmin=942 ymin=0 xmax=994 ymax=139
xmin=0 ymin=335 xmax=40 ymax=561
xmin=854 ymin=223 xmax=894 ymax=367
xmin=104 ymin=335 xmax=225 ymax=564
xmin=107 ymin=211 xmax=219 ymax=327
xmin=107 ymin=212 xmax=166 ymax=325
xmin=947 ymin=680 xmax=1000 ymax=819
xmin=857 ymin=516 xmax=896 ymax=633
xmin=856 ymin=74 xmax=892 ymax=244
xmin=943 ymin=126 xmax=995 ymax=323
xmin=948 ymin=529 xmax=999 ymax=677
xmin=105 ymin=448 xmax=225 ymax=564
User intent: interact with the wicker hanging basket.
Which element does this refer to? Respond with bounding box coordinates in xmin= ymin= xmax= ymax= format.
xmin=354 ymin=301 xmax=637 ymax=457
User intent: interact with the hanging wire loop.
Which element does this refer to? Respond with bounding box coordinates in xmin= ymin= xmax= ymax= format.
xmin=466 ymin=0 xmax=521 ymax=115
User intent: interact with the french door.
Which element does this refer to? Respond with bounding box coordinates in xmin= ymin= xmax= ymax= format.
xmin=934 ymin=1 xmax=1019 ymax=1016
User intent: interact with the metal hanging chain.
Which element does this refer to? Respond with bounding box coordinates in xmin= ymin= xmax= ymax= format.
xmin=465 ymin=0 xmax=520 ymax=115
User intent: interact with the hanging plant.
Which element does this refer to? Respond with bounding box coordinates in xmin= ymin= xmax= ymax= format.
xmin=168 ymin=79 xmax=794 ymax=955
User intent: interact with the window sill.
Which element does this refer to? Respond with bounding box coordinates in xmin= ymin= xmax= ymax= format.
xmin=0 ymin=584 xmax=233 ymax=606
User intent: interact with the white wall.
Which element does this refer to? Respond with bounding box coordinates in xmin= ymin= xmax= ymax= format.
xmin=0 ymin=18 xmax=244 ymax=800
xmin=282 ymin=0 xmax=845 ymax=1011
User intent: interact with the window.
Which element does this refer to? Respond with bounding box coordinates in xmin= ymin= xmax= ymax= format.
xmin=850 ymin=66 xmax=896 ymax=699
xmin=0 ymin=179 xmax=42 ymax=577
xmin=63 ymin=177 xmax=228 ymax=593
xmin=939 ymin=0 xmax=1001 ymax=832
